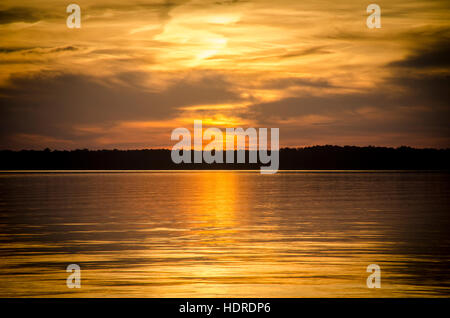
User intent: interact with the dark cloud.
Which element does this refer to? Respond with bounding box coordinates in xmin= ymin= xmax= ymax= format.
xmin=1 ymin=67 xmax=448 ymax=149
xmin=49 ymin=46 xmax=78 ymax=53
xmin=0 ymin=47 xmax=34 ymax=53
xmin=278 ymin=47 xmax=331 ymax=60
xmin=0 ymin=70 xmax=242 ymax=147
xmin=390 ymin=74 xmax=450 ymax=108
xmin=254 ymin=72 xmax=449 ymax=118
xmin=0 ymin=46 xmax=79 ymax=54
xmin=389 ymin=40 xmax=450 ymax=69
xmin=215 ymin=0 xmax=247 ymax=5
xmin=0 ymin=7 xmax=57 ymax=24
xmin=259 ymin=77 xmax=334 ymax=90
xmin=327 ymin=26 xmax=450 ymax=45
xmin=207 ymin=46 xmax=330 ymax=63
xmin=252 ymin=71 xmax=449 ymax=116
xmin=251 ymin=93 xmax=382 ymax=122
xmin=248 ymin=71 xmax=450 ymax=147
xmin=88 ymin=0 xmax=191 ymax=21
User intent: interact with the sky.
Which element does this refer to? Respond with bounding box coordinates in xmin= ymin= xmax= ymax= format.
xmin=0 ymin=0 xmax=449 ymax=150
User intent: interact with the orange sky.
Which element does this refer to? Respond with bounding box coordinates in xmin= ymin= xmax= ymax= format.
xmin=0 ymin=0 xmax=449 ymax=149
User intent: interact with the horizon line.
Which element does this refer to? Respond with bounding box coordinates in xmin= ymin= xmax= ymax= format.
xmin=1 ymin=145 xmax=450 ymax=152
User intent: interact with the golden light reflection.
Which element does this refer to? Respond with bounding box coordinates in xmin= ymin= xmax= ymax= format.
xmin=180 ymin=171 xmax=239 ymax=234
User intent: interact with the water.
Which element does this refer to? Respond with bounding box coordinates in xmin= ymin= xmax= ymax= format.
xmin=0 ymin=171 xmax=449 ymax=297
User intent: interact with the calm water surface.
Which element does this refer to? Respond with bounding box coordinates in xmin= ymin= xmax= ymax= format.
xmin=0 ymin=171 xmax=449 ymax=297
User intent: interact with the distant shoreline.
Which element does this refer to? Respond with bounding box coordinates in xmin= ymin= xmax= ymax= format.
xmin=1 ymin=146 xmax=449 ymax=170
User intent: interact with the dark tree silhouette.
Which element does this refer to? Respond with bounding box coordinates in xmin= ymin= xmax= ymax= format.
xmin=0 ymin=146 xmax=449 ymax=170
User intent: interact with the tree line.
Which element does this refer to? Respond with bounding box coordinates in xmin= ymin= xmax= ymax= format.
xmin=1 ymin=146 xmax=449 ymax=170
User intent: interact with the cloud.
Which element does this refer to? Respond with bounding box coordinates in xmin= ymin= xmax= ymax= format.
xmin=247 ymin=68 xmax=450 ymax=147
xmin=389 ymin=39 xmax=450 ymax=69
xmin=87 ymin=0 xmax=191 ymax=22
xmin=258 ymin=77 xmax=334 ymax=90
xmin=0 ymin=45 xmax=79 ymax=55
xmin=0 ymin=70 xmax=244 ymax=149
xmin=0 ymin=6 xmax=57 ymax=24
